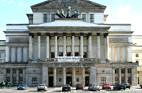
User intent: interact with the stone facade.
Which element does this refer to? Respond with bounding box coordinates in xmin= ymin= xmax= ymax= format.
xmin=0 ymin=0 xmax=137 ymax=87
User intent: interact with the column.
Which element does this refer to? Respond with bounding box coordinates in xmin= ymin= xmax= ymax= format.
xmin=53 ymin=68 xmax=57 ymax=87
xmin=82 ymin=68 xmax=85 ymax=86
xmin=72 ymin=68 xmax=76 ymax=86
xmin=46 ymin=33 xmax=50 ymax=59
xmin=125 ymin=68 xmax=128 ymax=83
xmin=63 ymin=34 xmax=66 ymax=56
xmin=88 ymin=33 xmax=92 ymax=58
xmin=72 ymin=34 xmax=75 ymax=57
xmin=5 ymin=46 xmax=10 ymax=62
xmin=16 ymin=69 xmax=19 ymax=84
xmin=80 ymin=33 xmax=84 ymax=58
xmin=104 ymin=33 xmax=108 ymax=60
xmin=55 ymin=35 xmax=58 ymax=58
xmin=112 ymin=68 xmax=115 ymax=84
xmin=37 ymin=33 xmax=41 ymax=59
xmin=119 ymin=68 xmax=121 ymax=84
xmin=42 ymin=65 xmax=48 ymax=86
xmin=132 ymin=68 xmax=137 ymax=85
xmin=63 ymin=68 xmax=66 ymax=85
xmin=96 ymin=33 xmax=100 ymax=60
xmin=29 ymin=33 xmax=33 ymax=59
xmin=127 ymin=37 xmax=132 ymax=62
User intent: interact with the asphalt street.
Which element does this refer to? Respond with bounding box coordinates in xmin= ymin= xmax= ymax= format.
xmin=0 ymin=86 xmax=142 ymax=93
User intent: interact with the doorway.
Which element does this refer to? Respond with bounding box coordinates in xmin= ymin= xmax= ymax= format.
xmin=66 ymin=76 xmax=72 ymax=86
xmin=48 ymin=76 xmax=53 ymax=87
xmin=85 ymin=76 xmax=89 ymax=86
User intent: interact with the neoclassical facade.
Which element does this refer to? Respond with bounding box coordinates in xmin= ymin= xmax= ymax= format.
xmin=0 ymin=0 xmax=137 ymax=87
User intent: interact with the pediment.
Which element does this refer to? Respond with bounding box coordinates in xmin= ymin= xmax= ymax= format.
xmin=31 ymin=0 xmax=106 ymax=12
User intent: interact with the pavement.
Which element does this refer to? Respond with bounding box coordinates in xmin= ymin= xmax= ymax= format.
xmin=0 ymin=86 xmax=142 ymax=93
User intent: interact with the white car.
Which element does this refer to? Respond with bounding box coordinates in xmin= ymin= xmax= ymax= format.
xmin=37 ymin=84 xmax=48 ymax=91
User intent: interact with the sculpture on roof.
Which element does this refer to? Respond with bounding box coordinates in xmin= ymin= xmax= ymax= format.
xmin=56 ymin=6 xmax=80 ymax=18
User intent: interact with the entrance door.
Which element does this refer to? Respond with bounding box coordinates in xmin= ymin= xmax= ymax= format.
xmin=85 ymin=76 xmax=89 ymax=86
xmin=66 ymin=76 xmax=72 ymax=86
xmin=48 ymin=76 xmax=53 ymax=87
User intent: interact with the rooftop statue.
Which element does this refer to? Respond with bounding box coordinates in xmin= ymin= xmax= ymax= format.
xmin=56 ymin=6 xmax=80 ymax=18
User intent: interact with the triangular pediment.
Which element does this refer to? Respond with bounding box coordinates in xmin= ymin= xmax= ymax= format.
xmin=31 ymin=0 xmax=106 ymax=12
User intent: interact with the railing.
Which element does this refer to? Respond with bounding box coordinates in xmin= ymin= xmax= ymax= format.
xmin=29 ymin=58 xmax=99 ymax=63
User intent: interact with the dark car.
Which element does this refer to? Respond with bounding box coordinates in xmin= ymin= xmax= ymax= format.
xmin=62 ymin=84 xmax=71 ymax=91
xmin=102 ymin=83 xmax=113 ymax=90
xmin=121 ymin=83 xmax=131 ymax=89
xmin=76 ymin=84 xmax=84 ymax=90
xmin=88 ymin=84 xmax=100 ymax=91
xmin=113 ymin=83 xmax=126 ymax=90
xmin=17 ymin=84 xmax=27 ymax=90
xmin=140 ymin=85 xmax=142 ymax=88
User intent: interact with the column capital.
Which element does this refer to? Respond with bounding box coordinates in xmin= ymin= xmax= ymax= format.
xmin=104 ymin=33 xmax=108 ymax=38
xmin=96 ymin=33 xmax=100 ymax=36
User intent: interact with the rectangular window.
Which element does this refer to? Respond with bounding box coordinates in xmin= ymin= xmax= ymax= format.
xmin=59 ymin=52 xmax=63 ymax=56
xmin=136 ymin=54 xmax=139 ymax=57
xmin=32 ymin=77 xmax=37 ymax=84
xmin=51 ymin=52 xmax=55 ymax=58
xmin=90 ymin=14 xmax=94 ymax=23
xmin=51 ymin=14 xmax=55 ymax=21
xmin=82 ymin=14 xmax=86 ymax=22
xmin=101 ymin=77 xmax=106 ymax=84
xmin=43 ymin=14 xmax=47 ymax=23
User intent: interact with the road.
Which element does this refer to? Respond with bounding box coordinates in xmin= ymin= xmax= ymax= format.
xmin=0 ymin=86 xmax=142 ymax=93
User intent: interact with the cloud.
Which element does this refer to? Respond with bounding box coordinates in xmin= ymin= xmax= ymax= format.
xmin=105 ymin=4 xmax=142 ymax=35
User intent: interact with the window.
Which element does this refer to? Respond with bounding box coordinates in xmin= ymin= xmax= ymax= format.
xmin=115 ymin=69 xmax=118 ymax=74
xmin=59 ymin=52 xmax=63 ymax=56
xmin=121 ymin=69 xmax=125 ymax=73
xmin=101 ymin=77 xmax=106 ymax=84
xmin=82 ymin=14 xmax=86 ymax=22
xmin=75 ymin=52 xmax=79 ymax=56
xmin=83 ymin=52 xmax=87 ymax=58
xmin=51 ymin=52 xmax=55 ymax=58
xmin=136 ymin=60 xmax=139 ymax=64
xmin=51 ymin=14 xmax=55 ymax=21
xmin=67 ymin=52 xmax=71 ymax=56
xmin=76 ymin=78 xmax=79 ymax=82
xmin=90 ymin=14 xmax=94 ymax=23
xmin=6 ymin=68 xmax=10 ymax=74
xmin=136 ymin=54 xmax=139 ymax=57
xmin=59 ymin=78 xmax=62 ymax=82
xmin=32 ymin=77 xmax=37 ymax=84
xmin=43 ymin=14 xmax=47 ymax=23
xmin=128 ymin=68 xmax=132 ymax=73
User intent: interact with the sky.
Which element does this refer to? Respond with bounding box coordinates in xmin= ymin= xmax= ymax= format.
xmin=0 ymin=0 xmax=142 ymax=40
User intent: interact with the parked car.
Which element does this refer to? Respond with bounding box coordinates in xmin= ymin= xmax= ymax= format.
xmin=102 ymin=83 xmax=113 ymax=90
xmin=140 ymin=85 xmax=142 ymax=88
xmin=88 ymin=84 xmax=100 ymax=91
xmin=37 ymin=84 xmax=47 ymax=91
xmin=76 ymin=84 xmax=84 ymax=90
xmin=62 ymin=84 xmax=71 ymax=91
xmin=17 ymin=84 xmax=27 ymax=90
xmin=113 ymin=83 xmax=126 ymax=90
xmin=121 ymin=83 xmax=131 ymax=89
